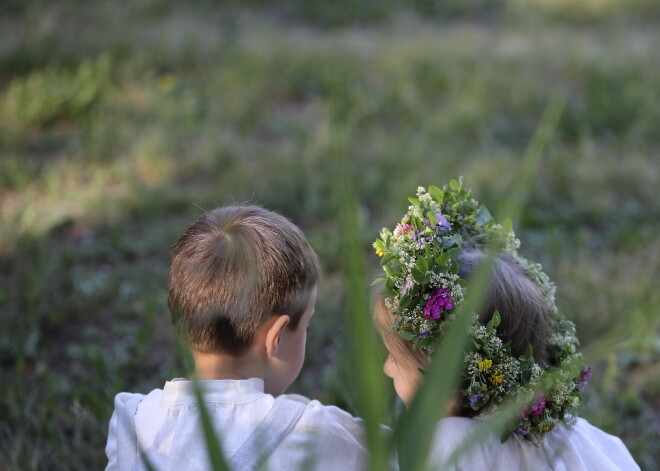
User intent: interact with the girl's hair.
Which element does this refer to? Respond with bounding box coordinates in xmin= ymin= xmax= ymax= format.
xmin=373 ymin=248 xmax=550 ymax=414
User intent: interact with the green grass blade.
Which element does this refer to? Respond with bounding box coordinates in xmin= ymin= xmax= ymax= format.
xmin=495 ymin=97 xmax=564 ymax=224
xmin=191 ymin=376 xmax=231 ymax=471
xmin=337 ymin=127 xmax=392 ymax=471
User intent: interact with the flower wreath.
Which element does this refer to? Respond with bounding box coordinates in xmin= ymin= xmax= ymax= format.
xmin=373 ymin=179 xmax=590 ymax=443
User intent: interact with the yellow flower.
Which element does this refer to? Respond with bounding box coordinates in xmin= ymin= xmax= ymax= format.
xmin=489 ymin=373 xmax=504 ymax=385
xmin=539 ymin=424 xmax=553 ymax=432
xmin=477 ymin=359 xmax=493 ymax=372
xmin=375 ymin=247 xmax=384 ymax=257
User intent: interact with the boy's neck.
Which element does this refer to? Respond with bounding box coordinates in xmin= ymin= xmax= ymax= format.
xmin=193 ymin=351 xmax=265 ymax=382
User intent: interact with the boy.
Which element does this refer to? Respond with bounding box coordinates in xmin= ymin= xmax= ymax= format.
xmin=105 ymin=205 xmax=368 ymax=470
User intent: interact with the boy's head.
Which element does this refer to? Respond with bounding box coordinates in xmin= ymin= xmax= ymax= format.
xmin=167 ymin=205 xmax=321 ymax=358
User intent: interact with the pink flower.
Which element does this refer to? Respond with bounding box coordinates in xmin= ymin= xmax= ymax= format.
xmin=422 ymin=288 xmax=455 ymax=319
xmin=394 ymin=223 xmax=414 ymax=237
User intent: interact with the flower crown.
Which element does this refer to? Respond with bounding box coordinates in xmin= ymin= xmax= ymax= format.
xmin=373 ymin=179 xmax=590 ymax=443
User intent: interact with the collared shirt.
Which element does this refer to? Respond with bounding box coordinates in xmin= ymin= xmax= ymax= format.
xmin=429 ymin=416 xmax=640 ymax=470
xmin=105 ymin=378 xmax=369 ymax=471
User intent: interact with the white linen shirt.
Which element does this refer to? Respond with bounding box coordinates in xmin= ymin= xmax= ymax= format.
xmin=105 ymin=378 xmax=369 ymax=471
xmin=429 ymin=416 xmax=640 ymax=470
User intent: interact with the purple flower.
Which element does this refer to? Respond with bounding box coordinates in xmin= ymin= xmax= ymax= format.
xmin=531 ymin=395 xmax=546 ymax=419
xmin=418 ymin=332 xmax=430 ymax=339
xmin=422 ymin=288 xmax=455 ymax=319
xmin=412 ymin=230 xmax=431 ymax=245
xmin=470 ymin=394 xmax=481 ymax=406
xmin=435 ymin=213 xmax=452 ymax=231
xmin=516 ymin=428 xmax=527 ymax=436
xmin=577 ymin=366 xmax=591 ymax=392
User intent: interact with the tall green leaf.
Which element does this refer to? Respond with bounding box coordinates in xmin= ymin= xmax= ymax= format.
xmin=336 ymin=125 xmax=392 ymax=471
xmin=191 ymin=375 xmax=231 ymax=471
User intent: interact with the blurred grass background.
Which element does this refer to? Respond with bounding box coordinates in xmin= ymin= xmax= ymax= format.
xmin=1 ymin=0 xmax=659 ymax=469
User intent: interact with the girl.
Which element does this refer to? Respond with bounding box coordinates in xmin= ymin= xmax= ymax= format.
xmin=372 ymin=182 xmax=640 ymax=470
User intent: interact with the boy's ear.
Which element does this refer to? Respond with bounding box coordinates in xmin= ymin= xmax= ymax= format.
xmin=265 ymin=315 xmax=290 ymax=358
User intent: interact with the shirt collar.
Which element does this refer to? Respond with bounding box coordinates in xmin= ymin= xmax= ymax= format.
xmin=160 ymin=378 xmax=266 ymax=406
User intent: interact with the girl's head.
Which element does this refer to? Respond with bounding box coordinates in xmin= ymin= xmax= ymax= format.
xmin=373 ymin=248 xmax=550 ymax=410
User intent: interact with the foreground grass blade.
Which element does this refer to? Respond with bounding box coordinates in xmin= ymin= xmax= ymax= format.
xmin=582 ymin=291 xmax=659 ymax=363
xmin=191 ymin=375 xmax=231 ymax=471
xmin=495 ymin=97 xmax=564 ymax=224
xmin=337 ymin=127 xmax=391 ymax=471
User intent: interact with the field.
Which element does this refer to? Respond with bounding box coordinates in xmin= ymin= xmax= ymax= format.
xmin=1 ymin=0 xmax=659 ymax=469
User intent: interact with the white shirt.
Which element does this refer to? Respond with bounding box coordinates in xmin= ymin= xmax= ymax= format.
xmin=105 ymin=378 xmax=369 ymax=471
xmin=429 ymin=416 xmax=640 ymax=470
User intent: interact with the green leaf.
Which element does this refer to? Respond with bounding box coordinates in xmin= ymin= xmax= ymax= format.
xmin=449 ymin=179 xmax=461 ymax=191
xmin=416 ymin=256 xmax=429 ymax=273
xmin=448 ymin=247 xmax=462 ymax=260
xmin=523 ymin=344 xmax=534 ymax=361
xmin=398 ymin=330 xmax=416 ymax=341
xmin=428 ymin=185 xmax=444 ymax=202
xmin=417 ymin=336 xmax=436 ymax=350
xmin=427 ymin=211 xmax=437 ymax=225
xmin=475 ymin=205 xmax=492 ymax=226
xmin=383 ymin=287 xmax=398 ymax=297
xmin=488 ymin=311 xmax=502 ymax=327
xmin=411 ymin=268 xmax=425 ymax=283
xmin=385 ymin=276 xmax=396 ymax=291
xmin=370 ymin=277 xmax=386 ymax=287
xmin=408 ymin=197 xmax=421 ymax=206
xmin=435 ymin=252 xmax=450 ymax=267
xmin=380 ymin=252 xmax=395 ymax=266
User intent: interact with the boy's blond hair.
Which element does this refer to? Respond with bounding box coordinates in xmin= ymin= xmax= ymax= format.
xmin=168 ymin=205 xmax=321 ymax=355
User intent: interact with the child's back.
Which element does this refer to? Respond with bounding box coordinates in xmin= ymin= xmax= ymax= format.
xmin=106 ymin=378 xmax=367 ymax=470
xmin=430 ymin=416 xmax=639 ymax=470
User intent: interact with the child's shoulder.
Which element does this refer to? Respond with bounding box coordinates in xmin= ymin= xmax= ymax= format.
xmin=429 ymin=416 xmax=640 ymax=471
xmin=111 ymin=387 xmax=163 ymax=416
xmin=282 ymin=394 xmax=366 ymax=442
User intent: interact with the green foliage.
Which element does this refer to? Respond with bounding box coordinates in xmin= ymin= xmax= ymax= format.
xmin=0 ymin=55 xmax=112 ymax=129
xmin=0 ymin=1 xmax=658 ymax=469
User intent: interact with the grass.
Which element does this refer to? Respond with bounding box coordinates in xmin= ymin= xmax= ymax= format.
xmin=1 ymin=1 xmax=659 ymax=469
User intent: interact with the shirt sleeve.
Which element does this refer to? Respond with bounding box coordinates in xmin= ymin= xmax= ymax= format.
xmin=104 ymin=392 xmax=140 ymax=471
xmin=104 ymin=399 xmax=120 ymax=471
